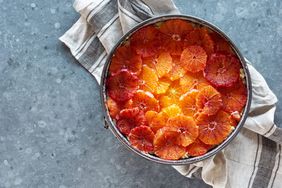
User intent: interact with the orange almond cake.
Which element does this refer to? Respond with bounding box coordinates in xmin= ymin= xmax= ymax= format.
xmin=106 ymin=19 xmax=247 ymax=160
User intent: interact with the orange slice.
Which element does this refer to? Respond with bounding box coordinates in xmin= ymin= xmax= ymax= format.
xmin=200 ymin=28 xmax=214 ymax=55
xmin=156 ymin=81 xmax=170 ymax=94
xmin=129 ymin=126 xmax=155 ymax=153
xmin=179 ymin=89 xmax=199 ymax=117
xmin=162 ymin=104 xmax=182 ymax=118
xmin=185 ymin=28 xmax=202 ymax=46
xmin=106 ymin=97 xmax=120 ymax=120
xmin=131 ymin=25 xmax=162 ymax=57
xmin=142 ymin=56 xmax=156 ymax=69
xmin=179 ymin=73 xmax=198 ymax=87
xmin=159 ymin=96 xmax=174 ymax=108
xmin=166 ymin=81 xmax=189 ymax=104
xmin=116 ymin=107 xmax=146 ymax=136
xmin=196 ymin=86 xmax=222 ymax=116
xmin=131 ymin=90 xmax=160 ymax=112
xmin=149 ymin=112 xmax=169 ymax=132
xmin=154 ymin=127 xmax=186 ymax=160
xmin=204 ymin=53 xmax=240 ymax=88
xmin=180 ymin=45 xmax=207 ymax=73
xmin=197 ymin=110 xmax=234 ymax=145
xmin=159 ymin=19 xmax=193 ymax=55
xmin=185 ymin=28 xmax=214 ymax=55
xmin=110 ymin=45 xmax=142 ymax=75
xmin=167 ymin=115 xmax=199 ymax=147
xmin=179 ymin=72 xmax=209 ymax=91
xmin=155 ymin=52 xmax=173 ymax=78
xmin=159 ymin=19 xmax=194 ymax=38
xmin=107 ymin=70 xmax=139 ymax=102
xmin=166 ymin=56 xmax=187 ymax=81
xmin=145 ymin=110 xmax=158 ymax=123
xmin=210 ymin=32 xmax=234 ymax=54
xmin=221 ymin=79 xmax=247 ymax=113
xmin=140 ymin=65 xmax=158 ymax=93
xmin=186 ymin=139 xmax=212 ymax=157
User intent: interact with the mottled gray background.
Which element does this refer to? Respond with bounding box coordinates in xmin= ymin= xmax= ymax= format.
xmin=0 ymin=0 xmax=281 ymax=187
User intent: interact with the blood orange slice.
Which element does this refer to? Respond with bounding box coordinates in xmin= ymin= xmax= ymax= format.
xmin=185 ymin=28 xmax=202 ymax=46
xmin=186 ymin=139 xmax=212 ymax=157
xmin=197 ymin=110 xmax=234 ymax=145
xmin=110 ymin=45 xmax=142 ymax=75
xmin=129 ymin=126 xmax=155 ymax=153
xmin=204 ymin=53 xmax=240 ymax=88
xmin=199 ymin=28 xmax=214 ymax=55
xmin=131 ymin=90 xmax=160 ymax=112
xmin=210 ymin=32 xmax=233 ymax=54
xmin=180 ymin=46 xmax=207 ymax=73
xmin=167 ymin=115 xmax=199 ymax=147
xmin=159 ymin=19 xmax=193 ymax=55
xmin=154 ymin=127 xmax=186 ymax=160
xmin=185 ymin=28 xmax=214 ymax=55
xmin=116 ymin=107 xmax=146 ymax=136
xmin=131 ymin=25 xmax=162 ymax=57
xmin=107 ymin=70 xmax=139 ymax=102
xmin=159 ymin=19 xmax=193 ymax=38
xmin=179 ymin=89 xmax=199 ymax=117
xmin=221 ymin=79 xmax=247 ymax=113
xmin=196 ymin=86 xmax=222 ymax=116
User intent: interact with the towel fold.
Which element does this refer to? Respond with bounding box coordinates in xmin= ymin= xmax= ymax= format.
xmin=60 ymin=0 xmax=282 ymax=187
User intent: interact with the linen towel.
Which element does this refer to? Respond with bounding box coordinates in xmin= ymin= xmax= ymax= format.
xmin=59 ymin=0 xmax=282 ymax=187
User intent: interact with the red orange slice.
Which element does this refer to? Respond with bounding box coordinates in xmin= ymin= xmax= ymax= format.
xmin=110 ymin=45 xmax=142 ymax=75
xmin=116 ymin=107 xmax=146 ymax=136
xmin=221 ymin=79 xmax=247 ymax=113
xmin=159 ymin=19 xmax=193 ymax=55
xmin=185 ymin=28 xmax=214 ymax=55
xmin=204 ymin=53 xmax=240 ymax=88
xmin=107 ymin=70 xmax=139 ymax=102
xmin=131 ymin=25 xmax=162 ymax=57
xmin=129 ymin=126 xmax=155 ymax=153
xmin=186 ymin=139 xmax=212 ymax=157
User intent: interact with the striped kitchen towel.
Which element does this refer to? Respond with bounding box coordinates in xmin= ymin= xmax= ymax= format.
xmin=59 ymin=0 xmax=282 ymax=187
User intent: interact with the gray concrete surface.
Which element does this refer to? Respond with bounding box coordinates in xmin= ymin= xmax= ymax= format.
xmin=0 ymin=0 xmax=281 ymax=187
